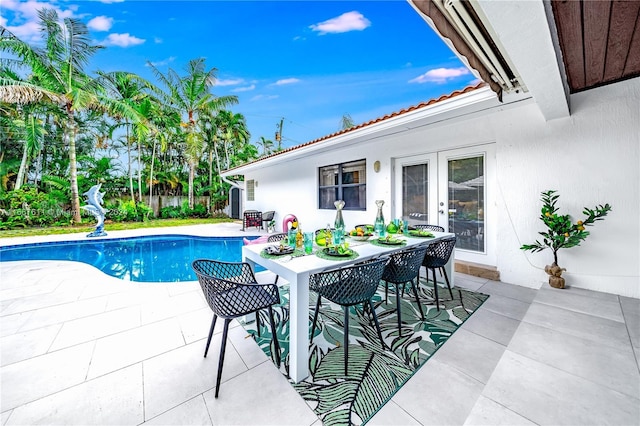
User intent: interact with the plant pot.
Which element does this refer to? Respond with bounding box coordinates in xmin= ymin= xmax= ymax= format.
xmin=545 ymin=263 xmax=566 ymax=289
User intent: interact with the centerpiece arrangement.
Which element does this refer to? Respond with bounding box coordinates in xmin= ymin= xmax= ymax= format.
xmin=520 ymin=190 xmax=611 ymax=288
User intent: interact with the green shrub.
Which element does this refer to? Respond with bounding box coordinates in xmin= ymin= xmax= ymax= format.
xmin=0 ymin=186 xmax=71 ymax=230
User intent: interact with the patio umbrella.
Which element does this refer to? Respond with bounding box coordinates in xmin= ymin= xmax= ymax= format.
xmin=460 ymin=176 xmax=484 ymax=187
xmin=448 ymin=181 xmax=475 ymax=190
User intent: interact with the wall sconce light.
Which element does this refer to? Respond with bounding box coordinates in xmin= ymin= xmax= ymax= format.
xmin=255 ymin=181 xmax=259 ymax=187
xmin=373 ymin=161 xmax=381 ymax=173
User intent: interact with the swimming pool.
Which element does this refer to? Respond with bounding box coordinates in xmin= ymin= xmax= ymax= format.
xmin=0 ymin=234 xmax=262 ymax=282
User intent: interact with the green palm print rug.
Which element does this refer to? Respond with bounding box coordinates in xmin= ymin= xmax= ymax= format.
xmin=241 ymin=278 xmax=489 ymax=426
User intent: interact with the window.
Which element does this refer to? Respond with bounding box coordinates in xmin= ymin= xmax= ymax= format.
xmin=318 ymin=159 xmax=366 ymax=210
xmin=246 ymin=179 xmax=255 ymax=201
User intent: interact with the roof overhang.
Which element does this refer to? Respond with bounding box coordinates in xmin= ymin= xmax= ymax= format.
xmin=222 ymin=85 xmax=521 ymax=176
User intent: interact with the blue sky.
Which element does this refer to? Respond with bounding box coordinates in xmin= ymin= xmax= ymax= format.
xmin=1 ymin=0 xmax=478 ymax=149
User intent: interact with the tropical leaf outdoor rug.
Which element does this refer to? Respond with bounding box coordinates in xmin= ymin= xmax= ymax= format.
xmin=241 ymin=278 xmax=488 ymax=426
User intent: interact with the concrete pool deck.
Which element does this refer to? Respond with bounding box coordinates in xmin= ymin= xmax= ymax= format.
xmin=1 ymin=222 xmax=638 ymax=425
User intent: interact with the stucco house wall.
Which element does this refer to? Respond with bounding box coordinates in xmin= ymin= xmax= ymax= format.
xmin=236 ymin=78 xmax=639 ymax=298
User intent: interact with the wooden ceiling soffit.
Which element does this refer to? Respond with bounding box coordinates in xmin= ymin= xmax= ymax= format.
xmin=410 ymin=0 xmax=503 ymax=100
xmin=552 ymin=0 xmax=640 ymax=93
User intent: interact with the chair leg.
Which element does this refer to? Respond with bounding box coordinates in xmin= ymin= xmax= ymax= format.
xmin=442 ymin=267 xmax=453 ymax=299
xmin=431 ymin=268 xmax=440 ymax=311
xmin=343 ymin=307 xmax=349 ymax=376
xmin=215 ymin=319 xmax=231 ymax=398
xmin=409 ymin=278 xmax=425 ymax=320
xmin=204 ymin=314 xmax=217 ymax=357
xmin=310 ymin=295 xmax=322 ymax=342
xmin=367 ymin=299 xmax=386 ymax=350
xmin=267 ymin=306 xmax=281 ymax=367
xmin=384 ymin=281 xmax=389 ymax=304
xmin=275 ymin=275 xmax=280 ymax=285
xmin=395 ymin=283 xmax=403 ymax=337
xmin=256 ymin=309 xmax=262 ymax=338
xmin=458 ymin=288 xmax=465 ymax=311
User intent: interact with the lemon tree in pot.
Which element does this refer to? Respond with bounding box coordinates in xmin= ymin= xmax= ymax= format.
xmin=520 ymin=190 xmax=612 ymax=288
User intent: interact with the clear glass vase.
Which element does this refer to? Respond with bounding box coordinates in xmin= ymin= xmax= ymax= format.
xmin=374 ymin=200 xmax=385 ymax=237
xmin=334 ymin=200 xmax=345 ymax=234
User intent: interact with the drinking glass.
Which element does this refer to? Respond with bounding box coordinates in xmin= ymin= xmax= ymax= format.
xmin=403 ymin=220 xmax=409 ymax=235
xmin=288 ymin=229 xmax=297 ymax=248
xmin=303 ymin=232 xmax=314 ymax=254
xmin=332 ymin=228 xmax=343 ymax=246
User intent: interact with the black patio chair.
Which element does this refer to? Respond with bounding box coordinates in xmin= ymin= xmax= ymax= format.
xmin=381 ymin=245 xmax=428 ymax=336
xmin=414 ymin=224 xmax=445 ymax=232
xmin=262 ymin=210 xmax=276 ymax=230
xmin=267 ymin=233 xmax=288 ymax=284
xmin=192 ymin=259 xmax=281 ymax=397
xmin=309 ymin=258 xmax=387 ymax=375
xmin=419 ymin=236 xmax=457 ymax=311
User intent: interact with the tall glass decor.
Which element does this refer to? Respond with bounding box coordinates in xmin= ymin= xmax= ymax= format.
xmin=334 ymin=200 xmax=345 ymax=233
xmin=374 ymin=200 xmax=385 ymax=237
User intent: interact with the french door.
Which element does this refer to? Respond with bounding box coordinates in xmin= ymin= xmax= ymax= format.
xmin=393 ymin=144 xmax=495 ymax=265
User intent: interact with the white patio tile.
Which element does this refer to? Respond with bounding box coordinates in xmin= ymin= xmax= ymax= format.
xmin=534 ymin=286 xmax=625 ymax=322
xmin=49 ymin=305 xmax=141 ymax=351
xmin=0 ymin=280 xmax=60 ymax=303
xmin=1 ymin=409 xmax=12 ymax=425
xmin=5 ymin=364 xmax=143 ymax=425
xmin=142 ymin=395 xmax=212 ymax=425
xmin=0 ymin=324 xmax=60 ymax=366
xmin=483 ymin=350 xmax=640 ymax=425
xmin=176 ymin=306 xmax=215 ymax=345
xmin=139 ymin=290 xmax=208 ymax=325
xmin=507 ymin=321 xmax=640 ymax=398
xmin=367 ymin=400 xmax=421 ymax=425
xmin=522 ymin=301 xmax=631 ymax=349
xmin=142 ymin=338 xmax=247 ymax=420
xmin=431 ymin=328 xmax=507 ymax=384
xmin=477 ymin=280 xmax=538 ymax=303
xmin=87 ymin=318 xmax=184 ymax=379
xmin=621 ymin=296 xmax=640 ymax=348
xmin=460 ymin=307 xmax=521 ymax=346
xmin=0 ymin=312 xmax=32 ymax=337
xmin=391 ymin=358 xmax=485 ymax=425
xmin=464 ymin=395 xmax=537 ymax=425
xmin=227 ymin=322 xmax=273 ymax=369
xmin=202 ymin=362 xmax=318 ymax=425
xmin=18 ymin=295 xmax=109 ymax=332
xmin=0 ymin=342 xmax=94 ymax=411
xmin=478 ymin=293 xmax=532 ymax=321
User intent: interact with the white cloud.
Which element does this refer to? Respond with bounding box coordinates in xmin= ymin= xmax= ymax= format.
xmin=232 ymin=84 xmax=256 ymax=92
xmin=409 ymin=67 xmax=470 ymax=84
xmin=273 ymin=78 xmax=300 ymax=86
xmin=0 ymin=0 xmax=76 ymax=43
xmin=310 ymin=11 xmax=371 ymax=35
xmin=103 ymin=33 xmax=145 ymax=47
xmin=214 ymin=78 xmax=244 ymax=87
xmin=147 ymin=56 xmax=176 ymax=67
xmin=250 ymin=94 xmax=279 ymax=102
xmin=154 ymin=37 xmax=163 ymax=44
xmin=87 ymin=16 xmax=113 ymax=32
xmin=99 ymin=0 xmax=124 ymax=3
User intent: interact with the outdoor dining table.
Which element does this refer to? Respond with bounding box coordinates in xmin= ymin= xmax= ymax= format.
xmin=242 ymin=231 xmax=455 ymax=383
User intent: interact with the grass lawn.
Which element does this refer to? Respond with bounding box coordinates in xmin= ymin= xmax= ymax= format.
xmin=0 ymin=218 xmax=237 ymax=239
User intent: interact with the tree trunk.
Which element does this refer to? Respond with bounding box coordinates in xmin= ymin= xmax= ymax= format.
xmin=15 ymin=140 xmax=29 ymax=191
xmin=126 ymin=122 xmax=134 ymax=201
xmin=149 ymin=138 xmax=156 ymax=205
xmin=137 ymin=137 xmax=143 ymax=202
xmin=66 ymin=116 xmax=82 ymax=224
xmin=188 ymin=162 xmax=195 ymax=209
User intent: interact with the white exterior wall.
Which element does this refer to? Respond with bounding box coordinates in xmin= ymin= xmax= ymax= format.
xmin=242 ymin=78 xmax=639 ymax=297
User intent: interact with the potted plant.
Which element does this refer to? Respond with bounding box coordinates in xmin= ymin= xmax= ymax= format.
xmin=520 ymin=190 xmax=612 ymax=288
xmin=267 ymin=219 xmax=276 ymax=233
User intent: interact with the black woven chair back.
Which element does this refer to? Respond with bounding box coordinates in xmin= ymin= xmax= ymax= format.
xmin=422 ymin=237 xmax=457 ymax=268
xmin=192 ymin=259 xmax=279 ymax=319
xmin=268 ymin=233 xmax=287 ymax=243
xmin=382 ymin=245 xmax=428 ymax=284
xmin=309 ymin=258 xmax=386 ymax=307
xmin=415 ymin=224 xmax=445 ymax=232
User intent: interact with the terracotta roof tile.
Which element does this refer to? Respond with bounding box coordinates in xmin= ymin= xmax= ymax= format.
xmin=224 ymin=82 xmax=486 ymax=173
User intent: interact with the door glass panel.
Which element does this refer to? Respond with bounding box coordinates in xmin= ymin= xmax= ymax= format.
xmin=402 ymin=164 xmax=429 ymax=225
xmin=448 ymin=156 xmax=484 ymax=252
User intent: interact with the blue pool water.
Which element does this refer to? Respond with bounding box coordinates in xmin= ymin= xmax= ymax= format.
xmin=0 ymin=235 xmax=262 ymax=283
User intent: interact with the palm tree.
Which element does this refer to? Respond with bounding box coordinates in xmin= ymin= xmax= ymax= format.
xmin=147 ymin=58 xmax=238 ymax=208
xmin=256 ymin=136 xmax=274 ymax=156
xmin=0 ymin=9 xmax=146 ymax=223
xmin=340 ymin=113 xmax=355 ymax=130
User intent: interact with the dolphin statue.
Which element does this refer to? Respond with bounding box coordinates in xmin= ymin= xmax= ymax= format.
xmin=82 ymin=184 xmax=108 ymax=237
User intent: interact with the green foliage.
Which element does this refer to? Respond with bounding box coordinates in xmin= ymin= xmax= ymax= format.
xmin=105 ymin=199 xmax=153 ymax=222
xmin=159 ymin=202 xmax=209 ymax=219
xmin=0 ymin=186 xmax=72 ymax=229
xmin=520 ymin=190 xmax=612 ymax=265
